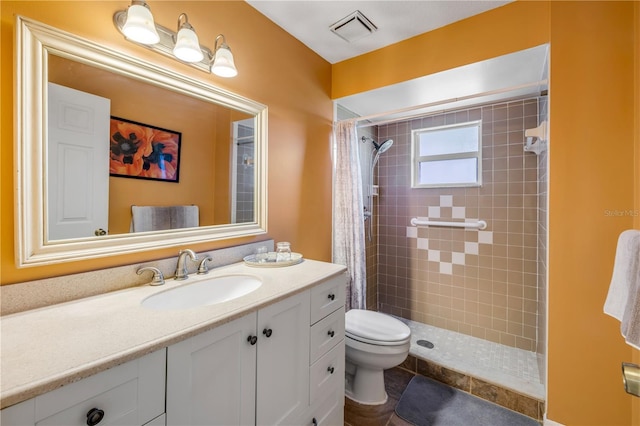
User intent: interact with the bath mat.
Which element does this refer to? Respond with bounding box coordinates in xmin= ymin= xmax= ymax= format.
xmin=395 ymin=376 xmax=539 ymax=426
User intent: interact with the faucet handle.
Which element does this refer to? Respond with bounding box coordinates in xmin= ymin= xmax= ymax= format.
xmin=197 ymin=256 xmax=213 ymax=275
xmin=137 ymin=266 xmax=165 ymax=286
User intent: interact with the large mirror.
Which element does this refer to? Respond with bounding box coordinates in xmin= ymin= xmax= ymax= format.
xmin=15 ymin=16 xmax=268 ymax=267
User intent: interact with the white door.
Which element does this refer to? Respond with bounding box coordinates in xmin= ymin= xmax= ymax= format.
xmin=256 ymin=291 xmax=310 ymax=425
xmin=47 ymin=83 xmax=110 ymax=240
xmin=166 ymin=312 xmax=257 ymax=426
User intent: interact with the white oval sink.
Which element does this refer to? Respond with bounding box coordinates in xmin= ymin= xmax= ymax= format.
xmin=141 ymin=274 xmax=262 ymax=310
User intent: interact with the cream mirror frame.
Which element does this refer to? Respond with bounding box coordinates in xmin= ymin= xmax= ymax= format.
xmin=14 ymin=16 xmax=268 ymax=267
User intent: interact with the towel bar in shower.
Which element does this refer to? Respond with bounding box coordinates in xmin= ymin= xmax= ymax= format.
xmin=410 ymin=218 xmax=487 ymax=230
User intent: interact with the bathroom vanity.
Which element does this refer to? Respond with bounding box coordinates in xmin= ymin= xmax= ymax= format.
xmin=0 ymin=259 xmax=346 ymax=426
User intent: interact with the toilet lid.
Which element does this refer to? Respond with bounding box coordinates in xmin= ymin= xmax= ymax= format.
xmin=345 ymin=310 xmax=411 ymax=345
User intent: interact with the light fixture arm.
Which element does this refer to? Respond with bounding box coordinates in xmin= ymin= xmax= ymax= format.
xmin=214 ymin=34 xmax=229 ymax=52
xmin=176 ymin=13 xmax=193 ymax=32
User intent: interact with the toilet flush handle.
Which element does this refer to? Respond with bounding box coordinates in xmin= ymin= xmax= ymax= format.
xmin=327 ymin=293 xmax=335 ymax=301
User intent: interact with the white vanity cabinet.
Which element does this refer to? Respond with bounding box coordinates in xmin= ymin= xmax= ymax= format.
xmin=166 ymin=273 xmax=347 ymax=426
xmin=255 ymin=290 xmax=311 ymax=425
xmin=303 ymin=274 xmax=346 ymax=426
xmin=166 ymin=290 xmax=311 ymax=426
xmin=166 ymin=312 xmax=258 ymax=425
xmin=0 ymin=349 xmax=166 ymax=426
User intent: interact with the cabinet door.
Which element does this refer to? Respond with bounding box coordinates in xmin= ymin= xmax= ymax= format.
xmin=167 ymin=312 xmax=257 ymax=426
xmin=256 ymin=291 xmax=310 ymax=425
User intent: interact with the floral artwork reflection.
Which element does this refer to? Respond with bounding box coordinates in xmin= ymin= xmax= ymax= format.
xmin=109 ymin=117 xmax=181 ymax=182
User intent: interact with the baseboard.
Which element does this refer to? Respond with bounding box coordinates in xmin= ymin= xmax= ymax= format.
xmin=544 ymin=416 xmax=565 ymax=426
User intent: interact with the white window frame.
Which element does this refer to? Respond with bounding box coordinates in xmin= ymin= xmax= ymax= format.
xmin=411 ymin=120 xmax=482 ymax=188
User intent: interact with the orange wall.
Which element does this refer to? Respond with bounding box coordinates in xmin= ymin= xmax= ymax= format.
xmin=0 ymin=1 xmax=333 ymax=283
xmin=332 ymin=1 xmax=638 ymax=425
xmin=630 ymin=3 xmax=639 ymax=426
xmin=548 ymin=3 xmax=637 ymax=424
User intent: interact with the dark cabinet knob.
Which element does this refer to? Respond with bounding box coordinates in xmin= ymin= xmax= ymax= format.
xmin=312 ymin=417 xmax=318 ymax=426
xmin=263 ymin=328 xmax=273 ymax=338
xmin=86 ymin=408 xmax=104 ymax=426
xmin=327 ymin=330 xmax=335 ymax=338
xmin=327 ymin=366 xmax=335 ymax=374
xmin=327 ymin=293 xmax=335 ymax=301
xmin=247 ymin=335 xmax=257 ymax=345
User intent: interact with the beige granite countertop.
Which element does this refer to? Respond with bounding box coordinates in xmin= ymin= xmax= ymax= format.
xmin=0 ymin=259 xmax=346 ymax=409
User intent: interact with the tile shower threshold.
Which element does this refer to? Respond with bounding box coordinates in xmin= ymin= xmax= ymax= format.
xmin=396 ymin=317 xmax=545 ymax=401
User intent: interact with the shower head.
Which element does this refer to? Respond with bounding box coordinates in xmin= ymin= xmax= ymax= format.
xmin=361 ymin=136 xmax=393 ymax=167
xmin=371 ymin=139 xmax=393 ymax=167
xmin=373 ymin=139 xmax=393 ymax=154
xmin=361 ymin=136 xmax=394 ymax=153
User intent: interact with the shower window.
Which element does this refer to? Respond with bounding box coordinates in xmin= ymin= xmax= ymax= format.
xmin=411 ymin=120 xmax=482 ymax=188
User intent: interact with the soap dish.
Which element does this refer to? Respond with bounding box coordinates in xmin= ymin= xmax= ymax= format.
xmin=243 ymin=252 xmax=303 ymax=268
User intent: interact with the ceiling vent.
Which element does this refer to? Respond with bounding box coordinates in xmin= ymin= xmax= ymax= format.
xmin=330 ymin=10 xmax=377 ymax=43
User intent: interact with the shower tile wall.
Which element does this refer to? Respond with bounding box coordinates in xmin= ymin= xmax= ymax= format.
xmin=376 ymin=98 xmax=542 ymax=351
xmin=536 ymin=96 xmax=549 ymax=382
xmin=235 ymin=124 xmax=254 ymax=223
xmin=358 ymin=127 xmax=379 ymax=311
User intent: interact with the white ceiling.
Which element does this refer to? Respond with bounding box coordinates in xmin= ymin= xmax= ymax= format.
xmin=246 ymin=1 xmax=547 ymax=123
xmin=246 ymin=1 xmax=513 ymax=64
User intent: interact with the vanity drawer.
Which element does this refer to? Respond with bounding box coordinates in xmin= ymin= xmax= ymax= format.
xmin=36 ymin=379 xmax=138 ymax=426
xmin=309 ymin=340 xmax=345 ymax=405
xmin=303 ymin=386 xmax=344 ymax=426
xmin=310 ymin=274 xmax=346 ymax=324
xmin=1 ymin=349 xmax=166 ymax=426
xmin=310 ymin=307 xmax=345 ymax=364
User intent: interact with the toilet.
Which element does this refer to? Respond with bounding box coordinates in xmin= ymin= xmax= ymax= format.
xmin=344 ymin=309 xmax=411 ymax=405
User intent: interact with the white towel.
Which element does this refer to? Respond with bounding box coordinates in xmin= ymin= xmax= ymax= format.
xmin=604 ymin=229 xmax=640 ymax=350
xmin=131 ymin=205 xmax=199 ymax=232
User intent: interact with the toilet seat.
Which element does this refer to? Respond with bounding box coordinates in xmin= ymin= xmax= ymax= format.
xmin=345 ymin=310 xmax=411 ymax=346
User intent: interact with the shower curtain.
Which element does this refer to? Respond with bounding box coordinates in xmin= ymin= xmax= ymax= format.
xmin=333 ymin=120 xmax=367 ymax=310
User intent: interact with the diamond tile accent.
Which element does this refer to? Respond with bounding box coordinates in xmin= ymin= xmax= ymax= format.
xmin=452 ymin=206 xmax=466 ymax=219
xmin=440 ymin=195 xmax=453 ymax=207
xmin=440 ymin=262 xmax=453 ymax=274
xmin=406 ymin=194 xmax=494 ymax=275
xmin=479 ymin=230 xmax=494 ymax=244
xmin=464 ymin=242 xmax=479 ymax=255
xmin=417 ymin=238 xmax=429 ymax=250
xmin=452 ymin=252 xmax=466 ymax=265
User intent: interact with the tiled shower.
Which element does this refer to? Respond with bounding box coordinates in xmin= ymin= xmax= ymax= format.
xmin=358 ymin=96 xmax=548 ymax=382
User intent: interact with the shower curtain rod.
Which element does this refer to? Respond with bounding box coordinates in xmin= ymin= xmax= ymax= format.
xmin=339 ymin=80 xmax=547 ymax=127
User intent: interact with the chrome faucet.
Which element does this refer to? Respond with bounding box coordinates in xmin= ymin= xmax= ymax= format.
xmin=175 ymin=249 xmax=197 ymax=280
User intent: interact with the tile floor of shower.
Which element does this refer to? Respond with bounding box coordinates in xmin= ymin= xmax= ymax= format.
xmin=398 ymin=317 xmax=545 ymax=400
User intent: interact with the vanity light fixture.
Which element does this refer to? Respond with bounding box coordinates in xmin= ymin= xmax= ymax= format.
xmin=120 ymin=1 xmax=159 ymax=45
xmin=173 ymin=13 xmax=204 ymax=63
xmin=114 ymin=1 xmax=238 ymax=77
xmin=211 ymin=35 xmax=238 ymax=77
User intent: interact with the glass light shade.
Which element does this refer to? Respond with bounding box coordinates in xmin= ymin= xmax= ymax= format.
xmin=211 ymin=47 xmax=238 ymax=77
xmin=122 ymin=4 xmax=160 ymax=45
xmin=173 ymin=27 xmax=204 ymax=63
